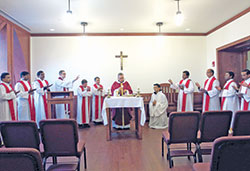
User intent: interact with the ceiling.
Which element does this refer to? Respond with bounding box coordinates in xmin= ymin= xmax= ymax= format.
xmin=0 ymin=0 xmax=249 ymax=33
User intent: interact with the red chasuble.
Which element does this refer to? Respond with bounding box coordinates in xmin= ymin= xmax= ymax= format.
xmin=111 ymin=81 xmax=133 ymax=126
xmin=111 ymin=81 xmax=133 ymax=96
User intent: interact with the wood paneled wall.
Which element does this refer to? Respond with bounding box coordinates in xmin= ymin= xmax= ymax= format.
xmin=0 ymin=15 xmax=30 ymax=85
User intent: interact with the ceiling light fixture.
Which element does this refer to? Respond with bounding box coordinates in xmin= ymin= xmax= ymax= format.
xmin=63 ymin=0 xmax=75 ymax=25
xmin=175 ymin=0 xmax=184 ymax=26
xmin=81 ymin=22 xmax=88 ymax=34
xmin=66 ymin=0 xmax=72 ymax=14
xmin=156 ymin=22 xmax=163 ymax=33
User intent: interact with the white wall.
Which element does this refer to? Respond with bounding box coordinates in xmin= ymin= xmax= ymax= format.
xmin=31 ymin=36 xmax=207 ymax=93
xmin=31 ymin=12 xmax=250 ymax=93
xmin=206 ymin=12 xmax=250 ymax=72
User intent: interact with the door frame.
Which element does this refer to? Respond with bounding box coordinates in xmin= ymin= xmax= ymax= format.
xmin=216 ymin=35 xmax=250 ymax=84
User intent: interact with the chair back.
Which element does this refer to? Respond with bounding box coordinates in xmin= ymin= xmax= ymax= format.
xmin=199 ymin=111 xmax=232 ymax=142
xmin=168 ymin=112 xmax=200 ymax=143
xmin=210 ymin=136 xmax=250 ymax=171
xmin=0 ymin=148 xmax=43 ymax=171
xmin=232 ymin=111 xmax=250 ymax=136
xmin=39 ymin=119 xmax=79 ymax=156
xmin=0 ymin=121 xmax=40 ymax=150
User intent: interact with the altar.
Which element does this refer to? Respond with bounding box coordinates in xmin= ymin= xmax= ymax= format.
xmin=102 ymin=96 xmax=146 ymax=141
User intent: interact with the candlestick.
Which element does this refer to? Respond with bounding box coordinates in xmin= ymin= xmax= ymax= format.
xmin=107 ymin=89 xmax=111 ymax=98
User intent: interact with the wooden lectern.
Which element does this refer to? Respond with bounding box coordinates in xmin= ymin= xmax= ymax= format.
xmin=47 ymin=91 xmax=74 ymax=119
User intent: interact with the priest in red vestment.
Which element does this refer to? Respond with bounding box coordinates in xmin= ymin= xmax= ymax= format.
xmin=111 ymin=73 xmax=133 ymax=130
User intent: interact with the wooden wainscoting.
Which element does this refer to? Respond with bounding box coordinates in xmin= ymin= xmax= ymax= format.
xmin=141 ymin=92 xmax=203 ymax=120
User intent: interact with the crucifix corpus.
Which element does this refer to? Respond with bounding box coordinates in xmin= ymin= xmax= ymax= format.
xmin=115 ymin=51 xmax=128 ymax=71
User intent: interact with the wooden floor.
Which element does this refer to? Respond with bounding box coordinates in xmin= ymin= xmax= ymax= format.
xmin=51 ymin=121 xmax=211 ymax=171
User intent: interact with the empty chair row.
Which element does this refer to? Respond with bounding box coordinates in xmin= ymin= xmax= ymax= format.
xmin=0 ymin=147 xmax=80 ymax=171
xmin=162 ymin=110 xmax=250 ymax=168
xmin=0 ymin=119 xmax=87 ymax=171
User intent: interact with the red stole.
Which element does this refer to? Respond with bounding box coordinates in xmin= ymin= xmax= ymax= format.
xmin=240 ymin=81 xmax=250 ymax=110
xmin=179 ymin=79 xmax=191 ymax=111
xmin=58 ymin=77 xmax=70 ymax=114
xmin=37 ymin=79 xmax=49 ymax=119
xmin=0 ymin=83 xmax=16 ymax=120
xmin=18 ymin=81 xmax=36 ymax=121
xmin=203 ymin=77 xmax=216 ymax=111
xmin=80 ymin=86 xmax=91 ymax=124
xmin=94 ymin=84 xmax=104 ymax=120
xmin=221 ymin=80 xmax=234 ymax=110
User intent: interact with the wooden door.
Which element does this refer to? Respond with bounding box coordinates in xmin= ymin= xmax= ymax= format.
xmin=217 ymin=51 xmax=245 ymax=86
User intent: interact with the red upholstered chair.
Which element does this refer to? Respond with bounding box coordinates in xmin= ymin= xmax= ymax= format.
xmin=232 ymin=110 xmax=250 ymax=136
xmin=196 ymin=111 xmax=232 ymax=162
xmin=162 ymin=111 xmax=200 ymax=168
xmin=39 ymin=119 xmax=87 ymax=170
xmin=0 ymin=121 xmax=40 ymax=150
xmin=0 ymin=148 xmax=44 ymax=171
xmin=193 ymin=136 xmax=250 ymax=171
xmin=0 ymin=147 xmax=81 ymax=171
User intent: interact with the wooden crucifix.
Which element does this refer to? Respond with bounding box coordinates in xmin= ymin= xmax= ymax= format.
xmin=115 ymin=51 xmax=128 ymax=71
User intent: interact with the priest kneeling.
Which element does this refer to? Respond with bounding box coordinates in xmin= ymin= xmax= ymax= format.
xmin=149 ymin=83 xmax=168 ymax=129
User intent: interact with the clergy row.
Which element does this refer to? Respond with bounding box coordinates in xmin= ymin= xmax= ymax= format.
xmin=166 ymin=69 xmax=250 ymax=127
xmin=149 ymin=69 xmax=250 ymax=129
xmin=0 ymin=70 xmax=105 ymax=127
xmin=1 ymin=68 xmax=250 ymax=129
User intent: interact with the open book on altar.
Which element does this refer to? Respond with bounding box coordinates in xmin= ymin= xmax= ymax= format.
xmin=108 ymin=93 xmax=140 ymax=98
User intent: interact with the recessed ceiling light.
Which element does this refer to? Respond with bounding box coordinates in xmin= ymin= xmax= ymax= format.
xmin=120 ymin=28 xmax=124 ymax=31
xmin=49 ymin=28 xmax=55 ymax=32
xmin=185 ymin=28 xmax=190 ymax=31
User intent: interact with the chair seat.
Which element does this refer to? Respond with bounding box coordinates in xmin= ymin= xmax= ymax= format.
xmin=170 ymin=150 xmax=194 ymax=157
xmin=77 ymin=140 xmax=86 ymax=156
xmin=47 ymin=164 xmax=78 ymax=171
xmin=192 ymin=163 xmax=210 ymax=171
xmin=162 ymin=131 xmax=170 ymax=143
